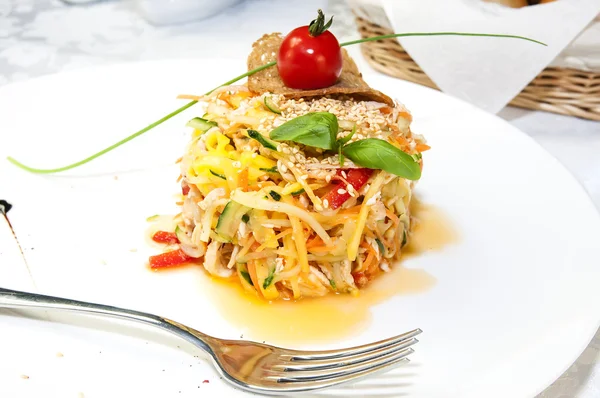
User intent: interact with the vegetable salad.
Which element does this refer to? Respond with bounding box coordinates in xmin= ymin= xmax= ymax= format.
xmin=149 ymin=85 xmax=429 ymax=300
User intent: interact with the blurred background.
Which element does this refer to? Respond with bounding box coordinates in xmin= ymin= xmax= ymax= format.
xmin=0 ymin=0 xmax=599 ymax=396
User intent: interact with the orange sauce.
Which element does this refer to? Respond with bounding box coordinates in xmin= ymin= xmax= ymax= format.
xmin=201 ymin=199 xmax=458 ymax=345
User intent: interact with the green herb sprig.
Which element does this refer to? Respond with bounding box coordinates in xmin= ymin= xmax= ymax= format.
xmin=7 ymin=31 xmax=545 ymax=174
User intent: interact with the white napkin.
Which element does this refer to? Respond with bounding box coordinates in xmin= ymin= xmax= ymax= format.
xmin=381 ymin=0 xmax=600 ymax=113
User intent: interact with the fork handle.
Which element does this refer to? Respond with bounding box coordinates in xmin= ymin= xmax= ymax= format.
xmin=0 ymin=287 xmax=214 ymax=354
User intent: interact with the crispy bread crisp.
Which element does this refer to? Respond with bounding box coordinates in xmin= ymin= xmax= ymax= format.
xmin=247 ymin=33 xmax=393 ymax=106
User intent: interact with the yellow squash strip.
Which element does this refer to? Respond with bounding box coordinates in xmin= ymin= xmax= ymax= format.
xmin=289 ymin=213 xmax=309 ymax=273
xmin=290 ymin=276 xmax=301 ymax=299
xmin=347 ymin=172 xmax=386 ymax=261
xmin=230 ymin=189 xmax=332 ymax=245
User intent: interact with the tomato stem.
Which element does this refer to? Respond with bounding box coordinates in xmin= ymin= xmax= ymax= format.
xmin=308 ymin=9 xmax=333 ymax=37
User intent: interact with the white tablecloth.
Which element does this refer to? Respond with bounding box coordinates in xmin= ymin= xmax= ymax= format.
xmin=1 ymin=0 xmax=598 ymax=396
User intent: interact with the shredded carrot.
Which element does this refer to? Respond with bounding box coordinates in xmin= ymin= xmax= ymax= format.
xmin=238 ymin=167 xmax=249 ymax=192
xmin=416 ymin=143 xmax=431 ymax=152
xmin=247 ymin=260 xmax=262 ymax=298
xmin=175 ymin=201 xmax=183 ymax=206
xmin=394 ymin=135 xmax=409 ymax=147
xmin=306 ymin=236 xmax=324 ymax=248
xmin=338 ymin=205 xmax=362 ymax=215
xmin=398 ymin=111 xmax=413 ymax=122
xmin=275 ymin=229 xmax=293 ymax=240
xmin=361 ymin=252 xmax=375 ymax=273
xmin=385 ymin=208 xmax=400 ymax=225
xmin=238 ymin=236 xmax=256 ymax=260
xmin=175 ymin=156 xmax=183 ymax=164
xmin=360 ymin=242 xmax=378 ymax=273
xmin=176 ymin=174 xmax=182 ymax=183
xmin=176 ymin=94 xmax=202 ymax=101
xmin=380 ymin=106 xmax=393 ymax=115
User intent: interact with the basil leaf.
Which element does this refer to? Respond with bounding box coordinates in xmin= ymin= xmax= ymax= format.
xmin=270 ymin=112 xmax=338 ymax=150
xmin=342 ymin=138 xmax=421 ymax=180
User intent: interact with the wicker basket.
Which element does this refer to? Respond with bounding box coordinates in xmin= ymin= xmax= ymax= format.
xmin=352 ymin=8 xmax=600 ymax=121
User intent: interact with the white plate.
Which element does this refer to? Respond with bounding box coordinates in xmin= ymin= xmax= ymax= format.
xmin=1 ymin=59 xmax=599 ymax=398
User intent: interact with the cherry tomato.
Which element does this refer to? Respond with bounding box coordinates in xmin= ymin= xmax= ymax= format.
xmin=149 ymin=249 xmax=193 ymax=269
xmin=182 ymin=183 xmax=190 ymax=196
xmin=277 ymin=11 xmax=342 ymax=89
xmin=151 ymin=231 xmax=179 ymax=245
xmin=322 ymin=168 xmax=373 ymax=210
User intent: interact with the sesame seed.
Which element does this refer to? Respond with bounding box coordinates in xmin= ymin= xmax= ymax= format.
xmin=341 ymin=171 xmax=347 ymax=179
xmin=323 ymin=199 xmax=329 ymax=208
xmin=337 ymin=189 xmax=347 ymax=195
xmin=325 ymin=175 xmax=332 ymax=183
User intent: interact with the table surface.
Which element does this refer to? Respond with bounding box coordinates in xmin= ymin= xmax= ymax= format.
xmin=1 ymin=0 xmax=599 ymax=396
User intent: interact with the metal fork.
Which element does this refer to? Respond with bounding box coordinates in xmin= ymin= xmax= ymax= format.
xmin=0 ymin=287 xmax=421 ymax=395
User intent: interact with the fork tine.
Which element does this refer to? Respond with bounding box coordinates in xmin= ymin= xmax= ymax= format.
xmin=272 ymin=348 xmax=414 ymax=391
xmin=272 ymin=346 xmax=415 ymax=380
xmin=285 ymin=328 xmax=421 ymax=361
xmin=272 ymin=338 xmax=419 ymax=372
